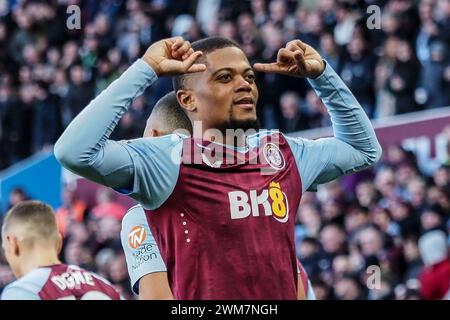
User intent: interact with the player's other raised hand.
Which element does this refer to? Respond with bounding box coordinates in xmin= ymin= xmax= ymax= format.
xmin=254 ymin=40 xmax=325 ymax=79
xmin=142 ymin=37 xmax=207 ymax=76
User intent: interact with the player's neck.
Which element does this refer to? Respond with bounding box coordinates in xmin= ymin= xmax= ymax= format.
xmin=203 ymin=130 xmax=247 ymax=148
xmin=20 ymin=250 xmax=61 ymax=277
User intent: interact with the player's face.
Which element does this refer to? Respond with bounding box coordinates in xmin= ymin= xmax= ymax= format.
xmin=190 ymin=47 xmax=259 ymax=130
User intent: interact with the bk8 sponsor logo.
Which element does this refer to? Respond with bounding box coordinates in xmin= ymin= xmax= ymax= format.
xmin=228 ymin=181 xmax=289 ymax=223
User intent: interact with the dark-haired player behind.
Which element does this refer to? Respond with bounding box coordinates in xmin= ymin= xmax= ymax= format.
xmin=121 ymin=91 xmax=189 ymax=300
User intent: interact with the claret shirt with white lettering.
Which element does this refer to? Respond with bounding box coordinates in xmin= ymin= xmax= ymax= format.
xmin=55 ymin=58 xmax=381 ymax=299
xmin=1 ymin=264 xmax=122 ymax=300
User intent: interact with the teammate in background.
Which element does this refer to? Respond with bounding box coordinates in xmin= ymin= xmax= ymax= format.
xmin=1 ymin=200 xmax=122 ymax=300
xmin=142 ymin=91 xmax=192 ymax=138
xmin=122 ymin=92 xmax=316 ymax=300
xmin=121 ymin=91 xmax=190 ymax=300
xmin=122 ymin=204 xmax=172 ymax=300
xmin=55 ymin=36 xmax=381 ymax=299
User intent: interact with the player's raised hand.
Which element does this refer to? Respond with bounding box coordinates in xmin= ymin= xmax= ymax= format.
xmin=253 ymin=40 xmax=325 ymax=79
xmin=142 ymin=37 xmax=206 ymax=76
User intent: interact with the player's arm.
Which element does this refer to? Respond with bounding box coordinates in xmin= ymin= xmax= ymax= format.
xmin=1 ymin=285 xmax=40 ymax=300
xmin=54 ymin=58 xmax=157 ymax=190
xmin=255 ymin=40 xmax=381 ymax=192
xmin=54 ymin=38 xmax=205 ymax=198
xmin=296 ymin=258 xmax=308 ymax=300
xmin=297 ymin=274 xmax=307 ymax=300
xmin=138 ymin=272 xmax=174 ymax=300
xmin=120 ymin=206 xmax=173 ymax=299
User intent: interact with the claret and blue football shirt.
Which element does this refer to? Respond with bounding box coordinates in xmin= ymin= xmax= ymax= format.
xmin=55 ymin=57 xmax=381 ymax=299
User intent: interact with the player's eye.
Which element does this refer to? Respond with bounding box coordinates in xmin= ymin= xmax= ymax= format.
xmin=218 ymin=74 xmax=232 ymax=81
xmin=246 ymin=74 xmax=255 ymax=82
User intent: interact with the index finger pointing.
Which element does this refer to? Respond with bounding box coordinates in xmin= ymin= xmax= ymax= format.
xmin=253 ymin=63 xmax=282 ymax=73
xmin=182 ymin=51 xmax=206 ymax=73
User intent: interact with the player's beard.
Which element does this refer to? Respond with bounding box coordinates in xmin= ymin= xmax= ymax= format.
xmin=216 ymin=107 xmax=260 ymax=134
xmin=227 ymin=118 xmax=260 ymax=131
xmin=213 ymin=117 xmax=260 ymax=148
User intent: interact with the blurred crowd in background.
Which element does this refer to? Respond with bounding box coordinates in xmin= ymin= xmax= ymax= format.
xmin=295 ymin=133 xmax=450 ymax=300
xmin=0 ymin=0 xmax=449 ymax=299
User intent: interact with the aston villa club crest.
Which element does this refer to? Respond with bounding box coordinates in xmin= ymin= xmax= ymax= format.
xmin=263 ymin=143 xmax=285 ymax=170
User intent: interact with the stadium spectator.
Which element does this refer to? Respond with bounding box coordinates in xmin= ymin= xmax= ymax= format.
xmin=437 ymin=0 xmax=450 ymax=44
xmin=318 ymin=32 xmax=341 ymax=72
xmin=334 ymin=1 xmax=358 ymax=46
xmin=416 ymin=0 xmax=437 ymax=66
xmin=7 ymin=188 xmax=29 ymax=210
xmin=91 ymin=187 xmax=127 ymax=221
xmin=32 ymin=81 xmax=62 ymax=152
xmin=340 ymin=36 xmax=376 ymax=117
xmin=419 ymin=40 xmax=450 ymax=108
xmin=64 ymin=64 xmax=95 ymax=124
xmin=279 ymin=91 xmax=310 ymax=132
xmin=55 ymin=187 xmax=88 ymax=237
xmin=418 ymin=230 xmax=450 ymax=300
xmin=375 ymin=36 xmax=399 ymax=118
xmin=334 ymin=274 xmax=366 ymax=300
xmin=387 ymin=40 xmax=421 ymax=114
xmin=402 ymin=234 xmax=423 ymax=282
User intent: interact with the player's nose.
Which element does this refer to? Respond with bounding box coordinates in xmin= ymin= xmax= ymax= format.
xmin=234 ymin=75 xmax=252 ymax=92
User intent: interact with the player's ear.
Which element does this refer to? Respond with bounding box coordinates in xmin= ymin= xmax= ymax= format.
xmin=143 ymin=125 xmax=151 ymax=138
xmin=143 ymin=117 xmax=154 ymax=138
xmin=177 ymin=90 xmax=196 ymax=112
xmin=150 ymin=129 xmax=159 ymax=137
xmin=56 ymin=232 xmax=63 ymax=255
xmin=7 ymin=235 xmax=20 ymax=257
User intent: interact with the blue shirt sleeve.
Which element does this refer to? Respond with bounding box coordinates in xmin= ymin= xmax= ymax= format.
xmin=116 ymin=135 xmax=182 ymax=208
xmin=54 ymin=59 xmax=181 ymax=209
xmin=286 ymin=61 xmax=382 ymax=193
xmin=120 ymin=205 xmax=167 ymax=295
